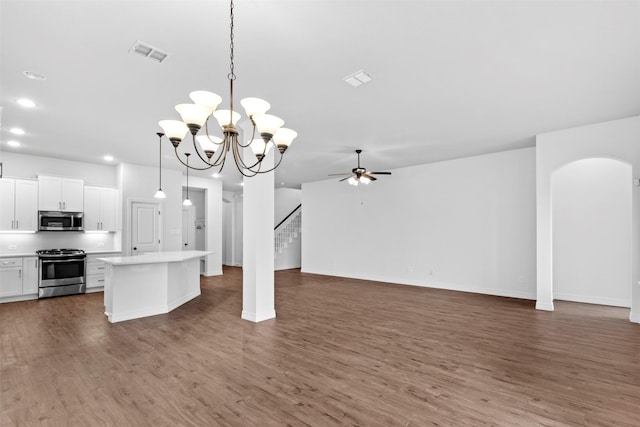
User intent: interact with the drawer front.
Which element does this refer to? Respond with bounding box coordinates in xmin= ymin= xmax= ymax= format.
xmin=86 ymin=274 xmax=106 ymax=289
xmin=0 ymin=258 xmax=23 ymax=268
xmin=87 ymin=262 xmax=106 ymax=275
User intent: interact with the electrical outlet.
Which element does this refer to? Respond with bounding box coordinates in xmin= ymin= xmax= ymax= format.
xmin=407 ymin=266 xmax=413 ymax=272
xmin=518 ymin=275 xmax=525 ymax=284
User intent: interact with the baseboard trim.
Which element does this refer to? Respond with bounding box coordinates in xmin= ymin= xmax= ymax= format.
xmin=630 ymin=310 xmax=640 ymax=324
xmin=535 ymin=301 xmax=555 ymax=311
xmin=241 ymin=309 xmax=276 ymax=323
xmin=301 ymin=268 xmax=536 ymax=301
xmin=553 ymin=293 xmax=631 ymax=308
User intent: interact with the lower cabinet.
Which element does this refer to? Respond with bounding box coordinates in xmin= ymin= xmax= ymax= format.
xmin=86 ymin=253 xmax=120 ymax=292
xmin=0 ymin=258 xmax=23 ymax=297
xmin=0 ymin=257 xmax=39 ymax=301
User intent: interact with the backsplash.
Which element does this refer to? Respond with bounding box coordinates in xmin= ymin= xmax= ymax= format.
xmin=0 ymin=232 xmax=119 ymax=254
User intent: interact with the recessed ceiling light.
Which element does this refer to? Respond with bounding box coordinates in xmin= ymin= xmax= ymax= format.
xmin=103 ymin=155 xmax=114 ymax=162
xmin=7 ymin=140 xmax=21 ymax=147
xmin=9 ymin=128 xmax=25 ymax=135
xmin=23 ymin=71 xmax=47 ymax=81
xmin=17 ymin=98 xmax=36 ymax=108
xmin=343 ymin=70 xmax=373 ymax=87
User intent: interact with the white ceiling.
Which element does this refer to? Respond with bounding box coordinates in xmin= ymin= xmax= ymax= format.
xmin=1 ymin=0 xmax=639 ymax=191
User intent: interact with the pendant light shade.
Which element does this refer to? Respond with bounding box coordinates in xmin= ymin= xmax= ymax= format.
xmin=189 ymin=91 xmax=223 ymax=111
xmin=158 ymin=120 xmax=189 ymax=145
xmin=240 ymin=97 xmax=270 ymax=118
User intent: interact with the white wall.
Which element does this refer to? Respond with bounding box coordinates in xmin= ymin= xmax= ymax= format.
xmin=274 ymin=188 xmax=302 ymax=226
xmin=183 ymin=176 xmax=223 ymax=276
xmin=536 ymin=116 xmax=640 ymax=323
xmin=119 ymin=162 xmax=182 ymax=254
xmin=0 ymin=153 xmax=119 ymax=254
xmin=222 ymin=191 xmax=235 ymax=265
xmin=552 ymin=158 xmax=632 ymax=307
xmin=221 ymin=188 xmax=303 ymax=268
xmin=302 ymin=147 xmax=537 ymax=299
xmin=0 ymin=152 xmax=117 ymax=186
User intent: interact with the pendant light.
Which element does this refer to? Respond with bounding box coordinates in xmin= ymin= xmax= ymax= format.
xmin=183 ymin=153 xmax=193 ymax=206
xmin=154 ymin=132 xmax=167 ymax=199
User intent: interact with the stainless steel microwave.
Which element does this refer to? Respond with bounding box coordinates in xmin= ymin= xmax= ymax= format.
xmin=38 ymin=211 xmax=84 ymax=231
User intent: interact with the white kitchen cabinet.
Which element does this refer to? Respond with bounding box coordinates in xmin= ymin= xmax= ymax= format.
xmin=22 ymin=256 xmax=39 ymax=295
xmin=0 ymin=178 xmax=38 ymax=231
xmin=84 ymin=186 xmax=118 ymax=231
xmin=0 ymin=258 xmax=23 ymax=297
xmin=38 ymin=175 xmax=84 ymax=212
xmin=86 ymin=252 xmax=120 ymax=291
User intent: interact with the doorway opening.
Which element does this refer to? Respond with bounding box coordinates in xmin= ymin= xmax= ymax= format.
xmin=551 ymin=158 xmax=632 ymax=311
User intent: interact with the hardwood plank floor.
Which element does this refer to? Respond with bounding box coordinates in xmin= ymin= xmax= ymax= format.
xmin=1 ymin=267 xmax=638 ymax=426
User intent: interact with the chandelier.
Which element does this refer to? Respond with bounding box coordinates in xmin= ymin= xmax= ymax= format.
xmin=157 ymin=0 xmax=297 ymax=177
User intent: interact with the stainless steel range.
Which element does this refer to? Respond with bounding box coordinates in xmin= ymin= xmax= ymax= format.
xmin=36 ymin=249 xmax=86 ymax=298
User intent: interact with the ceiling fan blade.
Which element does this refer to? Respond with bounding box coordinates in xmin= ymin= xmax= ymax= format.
xmin=328 ymin=173 xmax=352 ymax=176
xmin=369 ymin=171 xmax=392 ymax=175
xmin=363 ymin=173 xmax=377 ymax=181
xmin=339 ymin=174 xmax=355 ymax=182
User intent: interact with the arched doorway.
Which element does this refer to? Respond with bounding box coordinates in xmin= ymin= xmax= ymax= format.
xmin=551 ymin=158 xmax=632 ymax=308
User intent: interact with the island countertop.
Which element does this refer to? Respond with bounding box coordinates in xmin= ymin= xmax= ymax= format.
xmin=98 ymin=250 xmax=213 ymax=266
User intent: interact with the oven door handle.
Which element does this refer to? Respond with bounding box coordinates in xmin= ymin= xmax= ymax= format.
xmin=41 ymin=258 xmax=86 ymax=263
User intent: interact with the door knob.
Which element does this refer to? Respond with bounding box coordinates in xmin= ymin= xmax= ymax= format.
xmin=133 ymin=247 xmax=137 ymax=251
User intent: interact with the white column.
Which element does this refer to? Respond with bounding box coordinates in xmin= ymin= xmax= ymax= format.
xmin=241 ymin=147 xmax=275 ymax=322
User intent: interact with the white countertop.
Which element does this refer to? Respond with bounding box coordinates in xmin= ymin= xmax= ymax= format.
xmin=0 ymin=249 xmax=122 ymax=258
xmin=0 ymin=252 xmax=36 ymax=258
xmin=98 ymin=250 xmax=213 ymax=266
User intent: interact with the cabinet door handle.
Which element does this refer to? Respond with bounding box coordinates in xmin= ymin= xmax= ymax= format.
xmin=19 ymin=270 xmax=22 ymax=278
xmin=15 ymin=220 xmax=19 ymax=229
xmin=11 ymin=220 xmax=14 ymax=230
xmin=63 ymin=202 xmax=66 ymax=210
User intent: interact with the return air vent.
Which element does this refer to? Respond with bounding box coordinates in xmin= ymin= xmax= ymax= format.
xmin=129 ymin=40 xmax=168 ymax=63
xmin=343 ymin=70 xmax=373 ymax=87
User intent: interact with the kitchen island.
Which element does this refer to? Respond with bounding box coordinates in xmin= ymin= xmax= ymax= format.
xmin=98 ymin=250 xmax=213 ymax=323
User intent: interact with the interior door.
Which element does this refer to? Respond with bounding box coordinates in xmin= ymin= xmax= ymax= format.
xmin=131 ymin=202 xmax=160 ymax=255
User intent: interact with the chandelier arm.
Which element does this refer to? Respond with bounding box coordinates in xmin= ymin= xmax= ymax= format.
xmin=231 ymin=135 xmax=262 ymax=177
xmin=247 ymin=150 xmax=285 ymax=175
xmin=173 ymin=146 xmax=216 ymax=171
xmin=203 ymin=119 xmax=225 ymax=145
xmin=230 ymin=136 xmax=264 ymax=170
xmin=216 ymin=143 xmax=228 ymax=174
xmin=191 ymin=133 xmax=216 ymax=166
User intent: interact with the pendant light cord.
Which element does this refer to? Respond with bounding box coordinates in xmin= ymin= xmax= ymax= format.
xmin=157 ymin=132 xmax=164 ymax=189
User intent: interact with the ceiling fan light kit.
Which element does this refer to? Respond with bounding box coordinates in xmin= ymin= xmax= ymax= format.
xmin=157 ymin=0 xmax=297 ymax=177
xmin=330 ymin=149 xmax=392 ymax=186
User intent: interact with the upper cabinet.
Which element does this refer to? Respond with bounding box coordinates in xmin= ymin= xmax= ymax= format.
xmin=38 ymin=176 xmax=84 ymax=212
xmin=84 ymin=186 xmax=118 ymax=231
xmin=0 ymin=178 xmax=38 ymax=231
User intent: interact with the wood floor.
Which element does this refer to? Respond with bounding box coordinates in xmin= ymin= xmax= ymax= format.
xmin=1 ymin=267 xmax=638 ymax=426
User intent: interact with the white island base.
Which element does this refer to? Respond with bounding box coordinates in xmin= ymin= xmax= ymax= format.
xmin=98 ymin=251 xmax=212 ymax=323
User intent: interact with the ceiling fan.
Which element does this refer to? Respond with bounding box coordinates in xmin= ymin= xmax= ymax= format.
xmin=329 ymin=149 xmax=391 ymax=185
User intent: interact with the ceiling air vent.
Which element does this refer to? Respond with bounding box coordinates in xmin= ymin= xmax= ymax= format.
xmin=343 ymin=70 xmax=373 ymax=87
xmin=129 ymin=40 xmax=168 ymax=63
